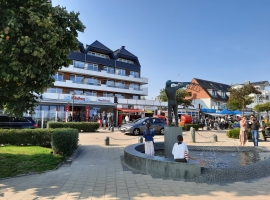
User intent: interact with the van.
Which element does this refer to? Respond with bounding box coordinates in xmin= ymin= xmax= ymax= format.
xmin=0 ymin=115 xmax=38 ymax=129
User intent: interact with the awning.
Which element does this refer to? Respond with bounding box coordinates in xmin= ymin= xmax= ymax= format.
xmin=117 ymin=108 xmax=144 ymax=113
xmin=144 ymin=110 xmax=154 ymax=113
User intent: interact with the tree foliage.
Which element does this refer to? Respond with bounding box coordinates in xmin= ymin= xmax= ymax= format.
xmin=0 ymin=0 xmax=85 ymax=115
xmin=254 ymin=102 xmax=270 ymax=118
xmin=226 ymin=84 xmax=261 ymax=116
xmin=156 ymin=88 xmax=193 ymax=108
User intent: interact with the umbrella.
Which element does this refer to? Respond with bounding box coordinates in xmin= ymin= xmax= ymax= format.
xmin=233 ymin=110 xmax=242 ymax=115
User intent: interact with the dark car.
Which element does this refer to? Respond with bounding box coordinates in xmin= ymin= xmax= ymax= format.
xmin=230 ymin=121 xmax=252 ymax=129
xmin=0 ymin=115 xmax=38 ymax=129
xmin=120 ymin=117 xmax=166 ymax=135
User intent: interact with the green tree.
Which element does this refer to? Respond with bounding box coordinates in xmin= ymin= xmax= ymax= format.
xmin=254 ymin=102 xmax=270 ymax=120
xmin=156 ymin=88 xmax=193 ymax=108
xmin=0 ymin=0 xmax=85 ymax=116
xmin=227 ymin=84 xmax=261 ymax=116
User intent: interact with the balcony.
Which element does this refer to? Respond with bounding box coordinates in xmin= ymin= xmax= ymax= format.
xmin=59 ymin=65 xmax=148 ymax=84
xmin=54 ymin=80 xmax=148 ymax=96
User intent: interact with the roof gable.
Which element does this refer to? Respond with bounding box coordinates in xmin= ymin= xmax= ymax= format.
xmin=194 ymin=78 xmax=230 ymax=91
xmin=114 ymin=46 xmax=137 ymax=59
xmin=87 ymin=40 xmax=113 ymax=53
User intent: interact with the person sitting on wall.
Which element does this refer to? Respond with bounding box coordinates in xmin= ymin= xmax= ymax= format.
xmin=172 ymin=135 xmax=189 ymax=162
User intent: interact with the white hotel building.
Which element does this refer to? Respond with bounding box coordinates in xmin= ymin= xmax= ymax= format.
xmin=33 ymin=40 xmax=199 ymax=125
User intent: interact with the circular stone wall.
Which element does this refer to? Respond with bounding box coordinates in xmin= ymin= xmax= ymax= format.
xmin=124 ymin=142 xmax=270 ymax=182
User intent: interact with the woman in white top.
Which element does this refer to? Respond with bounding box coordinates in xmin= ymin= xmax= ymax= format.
xmin=172 ymin=135 xmax=189 ymax=162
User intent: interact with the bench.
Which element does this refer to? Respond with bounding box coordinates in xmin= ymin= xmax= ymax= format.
xmin=262 ymin=127 xmax=270 ymax=141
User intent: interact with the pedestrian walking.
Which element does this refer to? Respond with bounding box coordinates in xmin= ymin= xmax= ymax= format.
xmin=172 ymin=135 xmax=189 ymax=162
xmin=102 ymin=111 xmax=107 ymax=129
xmin=250 ymin=115 xmax=260 ymax=146
xmin=143 ymin=123 xmax=155 ymax=156
xmin=239 ymin=116 xmax=248 ymax=146
xmin=107 ymin=113 xmax=112 ymax=130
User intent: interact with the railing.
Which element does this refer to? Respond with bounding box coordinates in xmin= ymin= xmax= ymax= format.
xmin=72 ymin=64 xmax=147 ymax=80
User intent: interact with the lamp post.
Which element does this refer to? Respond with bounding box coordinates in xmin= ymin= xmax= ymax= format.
xmin=71 ymin=92 xmax=75 ymax=121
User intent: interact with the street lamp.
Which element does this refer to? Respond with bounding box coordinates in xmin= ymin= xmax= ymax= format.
xmin=71 ymin=92 xmax=75 ymax=121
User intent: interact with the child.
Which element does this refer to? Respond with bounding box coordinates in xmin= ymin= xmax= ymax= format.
xmin=172 ymin=135 xmax=189 ymax=162
xmin=143 ymin=123 xmax=155 ymax=156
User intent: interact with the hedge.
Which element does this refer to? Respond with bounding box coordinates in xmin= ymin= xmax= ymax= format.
xmin=51 ymin=128 xmax=78 ymax=156
xmin=226 ymin=128 xmax=252 ymax=139
xmin=179 ymin=124 xmax=199 ymax=131
xmin=0 ymin=128 xmax=52 ymax=146
xmin=0 ymin=128 xmax=79 ymax=156
xmin=47 ymin=122 xmax=99 ymax=132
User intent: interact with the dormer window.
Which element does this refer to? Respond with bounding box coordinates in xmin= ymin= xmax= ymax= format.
xmin=221 ymin=91 xmax=226 ymax=98
xmin=88 ymin=51 xmax=110 ymax=59
xmin=117 ymin=58 xmax=134 ymax=64
xmin=212 ymin=90 xmax=217 ymax=96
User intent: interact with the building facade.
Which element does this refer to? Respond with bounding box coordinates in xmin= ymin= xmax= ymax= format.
xmin=186 ymin=78 xmax=231 ymax=116
xmin=33 ymin=40 xmax=149 ymax=124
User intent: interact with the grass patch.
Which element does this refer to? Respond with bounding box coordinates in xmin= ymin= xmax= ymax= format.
xmin=0 ymin=146 xmax=65 ymax=179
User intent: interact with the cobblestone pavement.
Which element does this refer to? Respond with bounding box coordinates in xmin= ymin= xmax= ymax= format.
xmin=0 ymin=129 xmax=270 ymax=200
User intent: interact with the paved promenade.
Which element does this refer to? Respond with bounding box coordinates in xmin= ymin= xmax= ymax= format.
xmin=0 ymin=128 xmax=270 ymax=200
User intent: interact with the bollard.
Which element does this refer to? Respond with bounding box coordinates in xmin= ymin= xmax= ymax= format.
xmin=105 ymin=136 xmax=110 ymax=146
xmin=213 ymin=134 xmax=218 ymax=142
xmin=190 ymin=127 xmax=196 ymax=143
xmin=111 ymin=126 xmax=114 ymax=132
xmin=138 ymin=136 xmax=144 ymax=143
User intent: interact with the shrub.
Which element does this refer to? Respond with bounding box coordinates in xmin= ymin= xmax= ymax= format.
xmin=47 ymin=122 xmax=99 ymax=132
xmin=51 ymin=128 xmax=78 ymax=156
xmin=184 ymin=124 xmax=199 ymax=131
xmin=226 ymin=128 xmax=252 ymax=139
xmin=0 ymin=128 xmax=52 ymax=146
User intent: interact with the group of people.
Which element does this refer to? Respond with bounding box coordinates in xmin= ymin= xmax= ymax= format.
xmin=239 ymin=115 xmax=260 ymax=146
xmin=95 ymin=111 xmax=114 ymax=130
xmin=204 ymin=117 xmax=229 ymax=130
xmin=143 ymin=123 xmax=189 ymax=162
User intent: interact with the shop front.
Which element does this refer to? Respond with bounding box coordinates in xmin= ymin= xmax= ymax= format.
xmin=31 ymin=93 xmax=116 ymax=127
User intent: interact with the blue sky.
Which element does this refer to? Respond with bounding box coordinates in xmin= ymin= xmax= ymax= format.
xmin=52 ymin=0 xmax=270 ymax=99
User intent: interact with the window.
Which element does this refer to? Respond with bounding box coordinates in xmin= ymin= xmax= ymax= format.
xmin=117 ymin=58 xmax=134 ymax=64
xmin=47 ymin=88 xmax=63 ymax=93
xmin=70 ymin=75 xmax=84 ymax=83
xmin=130 ymin=71 xmax=139 ymax=78
xmin=87 ymin=63 xmax=98 ymax=71
xmin=115 ymin=68 xmax=126 ymax=76
xmin=104 ymin=66 xmax=114 ymax=74
xmin=106 ymin=80 xmax=115 ymax=87
xmin=221 ymin=91 xmax=226 ymax=98
xmin=85 ymin=91 xmax=97 ymax=96
xmin=115 ymin=94 xmax=125 ymax=99
xmin=130 ymin=83 xmax=140 ymax=90
xmin=212 ymin=90 xmax=217 ymax=96
xmin=52 ymin=73 xmax=63 ymax=81
xmin=115 ymin=81 xmax=125 ymax=89
xmin=70 ymin=90 xmax=83 ymax=95
xmin=103 ymin=93 xmax=113 ymax=97
xmin=73 ymin=61 xmax=85 ymax=69
xmin=88 ymin=51 xmax=110 ymax=59
xmin=86 ymin=77 xmax=98 ymax=85
xmin=153 ymin=118 xmax=161 ymax=124
xmin=266 ymin=96 xmax=269 ymax=101
xmin=131 ymin=95 xmax=139 ymax=100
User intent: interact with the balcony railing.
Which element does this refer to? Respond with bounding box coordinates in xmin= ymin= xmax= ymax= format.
xmin=72 ymin=64 xmax=147 ymax=80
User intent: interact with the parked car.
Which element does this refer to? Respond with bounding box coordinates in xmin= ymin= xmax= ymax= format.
xmin=120 ymin=117 xmax=166 ymax=135
xmin=0 ymin=115 xmax=38 ymax=129
xmin=230 ymin=121 xmax=252 ymax=129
